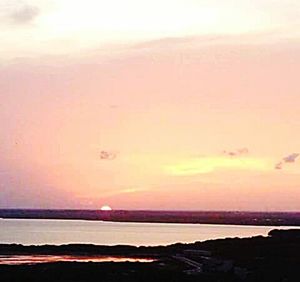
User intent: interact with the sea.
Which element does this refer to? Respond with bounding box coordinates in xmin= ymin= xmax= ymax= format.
xmin=0 ymin=218 xmax=299 ymax=246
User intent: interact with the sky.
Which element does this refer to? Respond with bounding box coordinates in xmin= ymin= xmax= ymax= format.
xmin=0 ymin=0 xmax=300 ymax=210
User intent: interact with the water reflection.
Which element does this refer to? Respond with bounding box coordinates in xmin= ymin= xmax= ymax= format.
xmin=1 ymin=219 xmax=299 ymax=246
xmin=0 ymin=255 xmax=155 ymax=265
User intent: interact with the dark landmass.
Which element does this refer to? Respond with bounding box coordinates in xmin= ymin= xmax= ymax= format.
xmin=1 ymin=209 xmax=300 ymax=226
xmin=1 ymin=229 xmax=300 ymax=281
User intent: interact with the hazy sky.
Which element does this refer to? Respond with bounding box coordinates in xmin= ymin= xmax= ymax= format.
xmin=0 ymin=0 xmax=300 ymax=210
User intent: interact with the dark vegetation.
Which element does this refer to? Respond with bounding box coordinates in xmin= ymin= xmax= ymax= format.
xmin=1 ymin=209 xmax=300 ymax=226
xmin=1 ymin=229 xmax=300 ymax=281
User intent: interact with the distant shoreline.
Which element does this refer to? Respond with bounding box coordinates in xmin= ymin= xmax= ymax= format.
xmin=3 ymin=217 xmax=300 ymax=230
xmin=1 ymin=209 xmax=300 ymax=226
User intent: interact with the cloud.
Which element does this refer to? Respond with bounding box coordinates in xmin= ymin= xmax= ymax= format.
xmin=275 ymin=153 xmax=299 ymax=170
xmin=99 ymin=150 xmax=117 ymax=160
xmin=283 ymin=153 xmax=299 ymax=163
xmin=102 ymin=187 xmax=149 ymax=198
xmin=222 ymin=147 xmax=249 ymax=157
xmin=9 ymin=4 xmax=39 ymax=25
xmin=165 ymin=156 xmax=267 ymax=176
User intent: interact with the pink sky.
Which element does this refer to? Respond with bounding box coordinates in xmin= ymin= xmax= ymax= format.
xmin=0 ymin=0 xmax=299 ymax=210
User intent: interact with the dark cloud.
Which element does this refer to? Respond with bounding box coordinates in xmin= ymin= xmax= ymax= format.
xmin=10 ymin=4 xmax=39 ymax=25
xmin=223 ymin=147 xmax=249 ymax=157
xmin=99 ymin=150 xmax=117 ymax=160
xmin=283 ymin=153 xmax=299 ymax=163
xmin=275 ymin=153 xmax=299 ymax=170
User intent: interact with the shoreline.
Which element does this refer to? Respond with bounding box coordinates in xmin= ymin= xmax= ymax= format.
xmin=1 ymin=229 xmax=300 ymax=281
xmin=2 ymin=217 xmax=300 ymax=229
xmin=1 ymin=209 xmax=300 ymax=226
xmin=0 ymin=228 xmax=291 ymax=256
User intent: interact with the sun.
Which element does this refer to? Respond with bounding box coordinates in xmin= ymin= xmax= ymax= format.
xmin=100 ymin=205 xmax=112 ymax=211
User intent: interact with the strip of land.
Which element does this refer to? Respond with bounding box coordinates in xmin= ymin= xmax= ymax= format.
xmin=1 ymin=209 xmax=300 ymax=226
xmin=1 ymin=229 xmax=300 ymax=281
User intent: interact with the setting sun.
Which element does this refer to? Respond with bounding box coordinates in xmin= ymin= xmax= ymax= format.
xmin=100 ymin=205 xmax=112 ymax=211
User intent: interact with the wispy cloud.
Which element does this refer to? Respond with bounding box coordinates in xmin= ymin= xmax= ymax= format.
xmin=9 ymin=4 xmax=39 ymax=25
xmin=222 ymin=147 xmax=249 ymax=157
xmin=0 ymin=1 xmax=40 ymax=26
xmin=165 ymin=156 xmax=267 ymax=176
xmin=97 ymin=187 xmax=149 ymax=198
xmin=275 ymin=153 xmax=299 ymax=170
xmin=283 ymin=153 xmax=299 ymax=163
xmin=99 ymin=150 xmax=117 ymax=160
xmin=0 ymin=0 xmax=40 ymax=26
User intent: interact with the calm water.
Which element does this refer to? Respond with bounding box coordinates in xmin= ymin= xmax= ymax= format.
xmin=0 ymin=218 xmax=298 ymax=246
xmin=0 ymin=255 xmax=154 ymax=265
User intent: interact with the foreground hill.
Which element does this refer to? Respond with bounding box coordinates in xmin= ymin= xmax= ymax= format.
xmin=0 ymin=229 xmax=300 ymax=281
